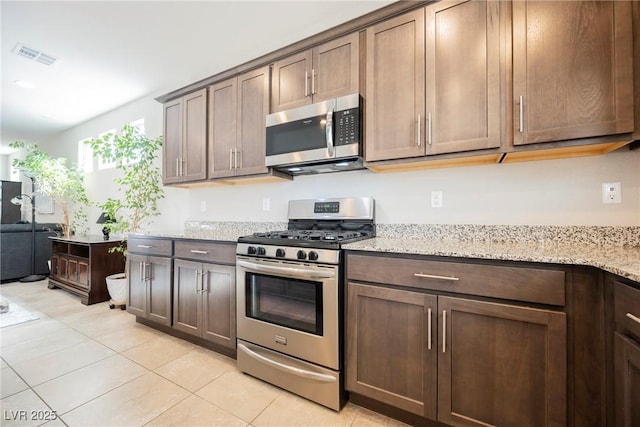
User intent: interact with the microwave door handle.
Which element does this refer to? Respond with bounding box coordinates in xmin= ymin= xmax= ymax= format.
xmin=237 ymin=259 xmax=335 ymax=279
xmin=326 ymin=109 xmax=334 ymax=158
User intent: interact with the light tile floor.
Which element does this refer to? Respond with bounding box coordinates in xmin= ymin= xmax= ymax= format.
xmin=0 ymin=280 xmax=409 ymax=427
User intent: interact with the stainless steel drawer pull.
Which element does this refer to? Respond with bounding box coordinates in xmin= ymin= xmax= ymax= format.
xmin=442 ymin=310 xmax=447 ymax=353
xmin=626 ymin=312 xmax=640 ymax=325
xmin=427 ymin=308 xmax=432 ymax=350
xmin=190 ymin=250 xmax=209 ymax=255
xmin=414 ymin=273 xmax=460 ymax=281
xmin=137 ymin=245 xmax=152 ymax=249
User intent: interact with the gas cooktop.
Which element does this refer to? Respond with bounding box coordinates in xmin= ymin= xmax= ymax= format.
xmin=237 ymin=197 xmax=375 ymax=250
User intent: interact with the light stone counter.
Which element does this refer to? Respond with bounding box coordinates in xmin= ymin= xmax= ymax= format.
xmin=344 ymin=224 xmax=640 ymax=283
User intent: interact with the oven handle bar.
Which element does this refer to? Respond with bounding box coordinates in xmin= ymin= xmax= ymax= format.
xmin=238 ymin=343 xmax=337 ymax=383
xmin=237 ymin=260 xmax=335 ymax=279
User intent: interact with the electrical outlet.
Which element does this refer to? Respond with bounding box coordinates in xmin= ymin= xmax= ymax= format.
xmin=602 ymin=182 xmax=621 ymax=204
xmin=200 ymin=200 xmax=207 ymax=212
xmin=262 ymin=197 xmax=270 ymax=211
xmin=431 ymin=191 xmax=443 ymax=208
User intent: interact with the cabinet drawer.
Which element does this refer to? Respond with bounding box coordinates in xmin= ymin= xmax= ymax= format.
xmin=347 ymin=254 xmax=565 ymax=306
xmin=614 ymin=281 xmax=640 ymax=340
xmin=174 ymin=240 xmax=235 ymax=264
xmin=128 ymin=237 xmax=173 ymax=257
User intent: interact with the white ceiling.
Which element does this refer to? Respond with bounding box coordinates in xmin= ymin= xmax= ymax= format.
xmin=1 ymin=0 xmax=393 ymax=154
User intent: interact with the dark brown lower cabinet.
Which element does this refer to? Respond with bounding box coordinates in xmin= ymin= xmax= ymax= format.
xmin=346 ymin=284 xmax=437 ymax=418
xmin=127 ymin=253 xmax=172 ymax=326
xmin=437 ymin=296 xmax=566 ymax=427
xmin=614 ymin=333 xmax=640 ymax=427
xmin=173 ymin=259 xmax=236 ymax=350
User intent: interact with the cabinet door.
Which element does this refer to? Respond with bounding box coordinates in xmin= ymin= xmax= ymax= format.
xmin=438 ymin=296 xmax=566 ymax=427
xmin=127 ymin=254 xmax=147 ymax=318
xmin=182 ymin=88 xmax=208 ymax=181
xmin=346 ymin=283 xmax=437 ymax=418
xmin=312 ymin=32 xmax=359 ymax=102
xmin=426 ymin=0 xmax=501 ymax=155
xmin=237 ymin=66 xmax=270 ymax=177
xmin=365 ymin=9 xmax=426 ymax=162
xmin=77 ymin=259 xmax=89 ymax=288
xmin=51 ymin=254 xmax=60 ymax=277
xmin=173 ymin=259 xmax=201 ymax=336
xmin=271 ymin=50 xmax=313 ymax=112
xmin=201 ymin=263 xmax=236 ymax=349
xmin=614 ymin=333 xmax=640 ymax=427
xmin=163 ymin=98 xmax=183 ymax=184
xmin=209 ymin=79 xmax=237 ymax=179
xmin=147 ymin=256 xmax=172 ymax=326
xmin=513 ymin=0 xmax=634 ymax=145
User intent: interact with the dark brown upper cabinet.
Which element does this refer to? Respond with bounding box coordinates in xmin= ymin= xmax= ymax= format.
xmin=271 ymin=32 xmax=359 ymax=112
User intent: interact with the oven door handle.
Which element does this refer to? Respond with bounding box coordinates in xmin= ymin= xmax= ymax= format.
xmin=237 ymin=260 xmax=335 ymax=279
xmin=238 ymin=343 xmax=337 ymax=383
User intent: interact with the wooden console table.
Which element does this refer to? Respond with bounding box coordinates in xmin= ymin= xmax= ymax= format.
xmin=49 ymin=236 xmax=125 ymax=305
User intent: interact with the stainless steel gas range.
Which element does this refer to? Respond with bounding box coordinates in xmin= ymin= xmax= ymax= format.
xmin=235 ymin=197 xmax=375 ymax=411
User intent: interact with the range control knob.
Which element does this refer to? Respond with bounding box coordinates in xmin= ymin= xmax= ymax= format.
xmin=297 ymin=250 xmax=307 ymax=260
xmin=275 ymin=248 xmax=286 ymax=258
xmin=256 ymin=247 xmax=266 ymax=256
xmin=247 ymin=246 xmax=257 ymax=255
xmin=308 ymin=251 xmax=319 ymax=261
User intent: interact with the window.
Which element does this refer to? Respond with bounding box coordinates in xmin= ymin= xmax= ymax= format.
xmin=78 ymin=138 xmax=93 ymax=173
xmin=97 ymin=129 xmax=117 ymax=170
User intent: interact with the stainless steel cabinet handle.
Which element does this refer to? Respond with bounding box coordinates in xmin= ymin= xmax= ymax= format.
xmin=195 ymin=270 xmax=201 ymax=293
xmin=201 ymin=271 xmax=208 ymax=293
xmin=519 ymin=95 xmax=524 ymax=133
xmin=427 ymin=308 xmax=432 ymax=350
xmin=176 ymin=158 xmax=180 ymax=176
xmin=139 ymin=261 xmax=144 ymax=282
xmin=190 ymin=250 xmax=209 ymax=255
xmin=305 ymin=71 xmax=309 ymax=97
xmin=417 ymin=114 xmax=421 ymax=147
xmin=236 ymin=148 xmax=241 ymax=169
xmin=414 ymin=273 xmax=460 ymax=281
xmin=137 ymin=245 xmax=152 ymax=249
xmin=442 ymin=310 xmax=447 ymax=353
xmin=229 ymin=148 xmax=234 ymax=169
xmin=627 ymin=312 xmax=640 ymax=325
xmin=428 ymin=112 xmax=432 ymax=145
xmin=326 ymin=109 xmax=334 ymax=157
xmin=311 ymin=69 xmax=316 ymax=95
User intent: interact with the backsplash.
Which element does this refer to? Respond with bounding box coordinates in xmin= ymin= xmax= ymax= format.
xmin=376 ymin=224 xmax=640 ymax=247
xmin=184 ymin=221 xmax=639 ymax=247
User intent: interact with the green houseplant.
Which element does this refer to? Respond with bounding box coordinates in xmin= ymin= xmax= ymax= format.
xmin=87 ymin=124 xmax=164 ymax=306
xmin=10 ymin=141 xmax=90 ymax=238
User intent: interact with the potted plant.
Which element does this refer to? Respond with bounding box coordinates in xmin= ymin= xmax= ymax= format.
xmin=9 ymin=141 xmax=90 ymax=238
xmin=87 ymin=124 xmax=164 ymax=308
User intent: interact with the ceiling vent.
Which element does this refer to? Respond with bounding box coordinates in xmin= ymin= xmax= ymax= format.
xmin=12 ymin=43 xmax=58 ymax=66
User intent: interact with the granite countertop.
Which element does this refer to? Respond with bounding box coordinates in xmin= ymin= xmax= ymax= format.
xmin=344 ymin=238 xmax=640 ymax=283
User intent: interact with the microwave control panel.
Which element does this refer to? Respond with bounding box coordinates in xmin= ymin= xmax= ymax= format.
xmin=335 ymin=108 xmax=360 ymax=146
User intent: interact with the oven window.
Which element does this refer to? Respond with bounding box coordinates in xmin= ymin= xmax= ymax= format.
xmin=245 ymin=273 xmax=323 ymax=335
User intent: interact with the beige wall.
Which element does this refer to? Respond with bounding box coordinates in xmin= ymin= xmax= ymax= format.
xmin=33 ymin=95 xmax=640 ymax=237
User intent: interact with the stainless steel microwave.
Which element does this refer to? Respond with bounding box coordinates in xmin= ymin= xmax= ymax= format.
xmin=265 ymin=93 xmax=362 ymax=175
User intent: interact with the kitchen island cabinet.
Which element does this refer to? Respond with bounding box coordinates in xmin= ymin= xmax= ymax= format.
xmin=126 ymin=236 xmax=173 ymax=326
xmin=271 ymin=32 xmax=359 ymax=112
xmin=346 ymin=251 xmax=607 ymax=427
xmin=49 ymin=236 xmax=125 ymax=305
xmin=173 ymin=240 xmax=236 ymax=355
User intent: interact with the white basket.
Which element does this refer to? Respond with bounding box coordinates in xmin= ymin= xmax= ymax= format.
xmin=105 ymin=273 xmax=127 ymax=305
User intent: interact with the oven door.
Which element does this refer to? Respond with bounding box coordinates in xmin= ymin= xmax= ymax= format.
xmin=236 ymin=256 xmax=340 ymax=370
